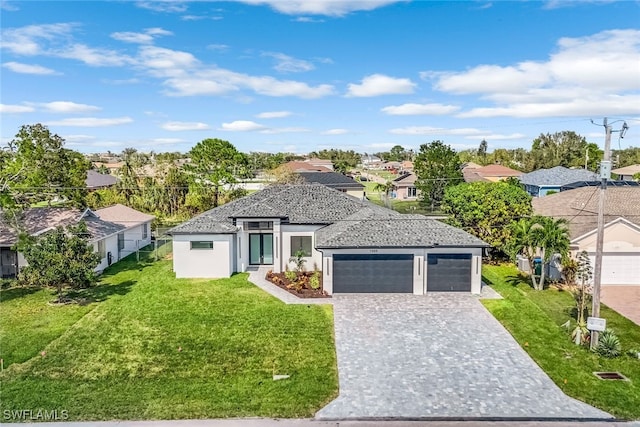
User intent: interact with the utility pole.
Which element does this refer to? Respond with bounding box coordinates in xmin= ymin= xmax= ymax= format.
xmin=590 ymin=117 xmax=629 ymax=350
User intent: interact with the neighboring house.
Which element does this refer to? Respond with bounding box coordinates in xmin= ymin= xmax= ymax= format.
xmin=86 ymin=170 xmax=119 ymax=190
xmin=283 ymin=161 xmax=331 ymax=173
xmin=520 ymin=166 xmax=599 ymax=197
xmin=304 ymin=157 xmax=334 ymax=171
xmin=612 ymin=164 xmax=640 ymax=181
xmin=0 ymin=204 xmax=154 ymax=279
xmin=463 ymin=164 xmax=522 ymax=182
xmin=169 ymin=184 xmax=488 ymax=294
xmin=532 ymin=186 xmax=640 ymax=285
xmin=401 ymin=160 xmax=414 ymax=172
xmin=382 ymin=161 xmax=402 ymax=171
xmin=92 ymin=161 xmax=124 ymax=175
xmin=392 ymin=172 xmax=419 ymax=200
xmin=360 ymin=155 xmax=381 ymax=167
xmin=298 ymin=171 xmax=365 ymax=199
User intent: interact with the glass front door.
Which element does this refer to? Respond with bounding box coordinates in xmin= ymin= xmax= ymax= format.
xmin=249 ymin=234 xmax=273 ymax=265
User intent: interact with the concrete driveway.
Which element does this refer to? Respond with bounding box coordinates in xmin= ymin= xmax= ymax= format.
xmin=316 ymin=294 xmax=611 ymax=420
xmin=601 ymin=286 xmax=640 ymax=325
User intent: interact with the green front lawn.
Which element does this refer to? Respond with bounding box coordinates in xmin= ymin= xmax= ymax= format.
xmin=482 ymin=264 xmax=640 ymax=420
xmin=0 ymin=257 xmax=337 ymax=420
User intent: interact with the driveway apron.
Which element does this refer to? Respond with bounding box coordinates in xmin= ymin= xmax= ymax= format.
xmin=316 ymin=294 xmax=611 ymax=420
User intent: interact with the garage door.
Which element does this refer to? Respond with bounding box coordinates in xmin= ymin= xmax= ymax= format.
xmin=589 ymin=254 xmax=640 ymax=285
xmin=427 ymin=254 xmax=472 ymax=292
xmin=333 ymin=254 xmax=413 ymax=293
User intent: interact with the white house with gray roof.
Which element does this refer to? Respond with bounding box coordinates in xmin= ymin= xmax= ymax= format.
xmin=519 ymin=166 xmax=599 ymax=197
xmin=169 ymin=184 xmax=488 ymax=294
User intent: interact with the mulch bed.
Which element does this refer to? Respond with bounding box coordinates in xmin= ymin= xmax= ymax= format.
xmin=265 ymin=271 xmax=331 ymax=298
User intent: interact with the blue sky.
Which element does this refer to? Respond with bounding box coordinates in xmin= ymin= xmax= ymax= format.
xmin=1 ymin=0 xmax=639 ymax=155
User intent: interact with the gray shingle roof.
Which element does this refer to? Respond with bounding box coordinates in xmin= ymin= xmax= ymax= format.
xmin=520 ymin=166 xmax=599 ymax=186
xmin=170 ymin=183 xmax=488 ymax=248
xmin=298 ymin=171 xmax=364 ymax=189
xmin=85 ymin=170 xmax=118 ymax=189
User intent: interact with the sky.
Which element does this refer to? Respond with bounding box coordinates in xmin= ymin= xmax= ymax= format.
xmin=1 ymin=0 xmax=639 ymax=155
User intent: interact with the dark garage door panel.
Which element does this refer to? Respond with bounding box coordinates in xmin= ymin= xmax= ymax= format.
xmin=427 ymin=254 xmax=472 ymax=292
xmin=333 ymin=254 xmax=413 ymax=293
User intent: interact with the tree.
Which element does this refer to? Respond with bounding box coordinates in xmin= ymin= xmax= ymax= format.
xmin=185 ymin=139 xmax=249 ymax=208
xmin=507 ymin=216 xmax=570 ymax=290
xmin=308 ymin=149 xmax=360 ymax=170
xmin=413 ymin=140 xmax=463 ymax=210
xmin=0 ymin=124 xmax=89 ymax=208
xmin=477 ymin=139 xmax=488 ymax=164
xmin=442 ymin=181 xmax=532 ymax=251
xmin=389 ymin=145 xmax=408 ymax=162
xmin=528 ymin=131 xmax=591 ymax=170
xmin=374 ymin=180 xmax=394 ymax=208
xmin=18 ymin=222 xmax=101 ymax=303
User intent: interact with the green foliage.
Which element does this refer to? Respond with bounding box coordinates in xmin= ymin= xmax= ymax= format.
xmin=309 ymin=271 xmax=321 ymax=290
xmin=377 ymin=145 xmax=412 ymax=162
xmin=185 ymin=138 xmax=249 ymax=208
xmin=612 ymin=146 xmax=640 ymax=168
xmin=18 ymin=221 xmax=101 ymax=302
xmin=284 ymin=270 xmax=297 ymax=281
xmin=373 ymin=180 xmax=394 ymax=208
xmin=442 ymin=181 xmax=532 ymax=251
xmin=307 ymin=149 xmax=360 ymax=172
xmin=414 ymin=140 xmax=463 ymax=209
xmin=289 ymin=250 xmax=307 ymax=273
xmin=528 ymin=131 xmax=598 ymax=171
xmin=596 ymin=330 xmax=622 ymax=358
xmin=1 ymin=123 xmax=89 ymax=208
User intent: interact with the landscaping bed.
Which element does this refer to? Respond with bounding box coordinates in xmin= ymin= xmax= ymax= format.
xmin=266 ymin=270 xmax=330 ymax=298
xmin=482 ymin=264 xmax=640 ymax=420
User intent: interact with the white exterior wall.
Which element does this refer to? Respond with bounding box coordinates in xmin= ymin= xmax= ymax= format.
xmin=93 ymin=234 xmax=119 ymax=272
xmin=172 ymin=233 xmax=234 ymax=278
xmin=345 ymin=189 xmax=365 ymax=199
xmin=281 ymin=224 xmax=324 ymax=272
xmin=321 ymin=247 xmax=483 ymax=295
xmin=118 ymin=221 xmax=152 ymax=260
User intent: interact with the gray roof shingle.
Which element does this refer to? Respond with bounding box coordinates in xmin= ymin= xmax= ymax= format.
xmin=520 ymin=166 xmax=599 ymax=186
xmin=298 ymin=171 xmax=364 ymax=189
xmin=170 ymin=183 xmax=488 ymax=248
xmin=85 ymin=170 xmax=118 ymax=189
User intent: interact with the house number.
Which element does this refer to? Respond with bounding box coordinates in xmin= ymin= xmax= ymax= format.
xmin=369 ymin=249 xmax=378 ymax=253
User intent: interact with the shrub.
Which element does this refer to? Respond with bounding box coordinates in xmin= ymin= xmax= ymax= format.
xmin=309 ymin=272 xmax=320 ymax=290
xmin=284 ymin=270 xmax=297 ymax=281
xmin=596 ymin=329 xmax=622 ymax=358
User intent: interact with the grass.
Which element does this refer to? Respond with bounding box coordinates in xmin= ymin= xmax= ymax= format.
xmin=482 ymin=264 xmax=640 ymax=420
xmin=361 ymin=181 xmax=442 ymax=215
xmin=0 ymin=255 xmax=337 ymax=420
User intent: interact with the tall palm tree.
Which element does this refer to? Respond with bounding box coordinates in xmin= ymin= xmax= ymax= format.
xmin=374 ymin=180 xmax=394 ymax=208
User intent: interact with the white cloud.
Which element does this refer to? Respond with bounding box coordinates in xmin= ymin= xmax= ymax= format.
xmin=62 ymin=134 xmax=96 ymax=142
xmin=1 ymin=1 xmax=19 ymax=11
xmin=149 ymin=137 xmax=187 ymax=144
xmin=161 ymin=121 xmax=210 ymax=131
xmin=389 ymin=126 xmax=483 ymax=136
xmin=2 ymin=61 xmax=58 ymax=75
xmin=430 ymin=29 xmax=640 ymax=118
xmin=237 ymin=0 xmax=402 ymax=16
xmin=138 ymin=45 xmax=200 ymax=75
xmin=0 ymin=23 xmax=74 ymax=55
xmin=207 ymin=44 xmax=229 ymax=51
xmin=39 ymin=101 xmax=101 ymax=113
xmin=322 ymin=128 xmax=349 ymax=135
xmin=220 ymin=120 xmax=265 ymax=131
xmin=262 ymin=52 xmax=314 ymax=73
xmin=0 ymin=103 xmax=35 ymax=113
xmin=463 ymin=133 xmax=526 ymax=140
xmin=294 ymin=16 xmax=325 ymax=23
xmin=110 ymin=27 xmax=172 ymax=44
xmin=102 ymin=78 xmax=141 ymax=85
xmin=56 ymin=44 xmax=133 ymax=67
xmin=381 ymin=103 xmax=460 ymax=115
xmin=256 ymin=111 xmax=292 ymax=118
xmin=135 ymin=1 xmax=188 ymax=13
xmin=46 ymin=117 xmax=133 ymax=127
xmin=260 ymin=127 xmax=310 ymax=134
xmin=346 ymin=74 xmax=416 ymax=97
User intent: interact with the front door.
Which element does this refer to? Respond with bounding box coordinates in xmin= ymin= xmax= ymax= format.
xmin=249 ymin=234 xmax=273 ymax=265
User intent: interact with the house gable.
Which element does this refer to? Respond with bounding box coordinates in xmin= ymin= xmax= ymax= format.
xmin=572 ymin=218 xmax=640 ymax=253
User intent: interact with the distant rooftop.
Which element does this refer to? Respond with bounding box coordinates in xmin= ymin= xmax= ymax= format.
xmin=520 ymin=166 xmax=599 ymax=186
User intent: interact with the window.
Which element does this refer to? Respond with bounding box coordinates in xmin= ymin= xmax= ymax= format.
xmin=407 ymin=187 xmax=417 ymax=198
xmin=142 ymin=223 xmax=148 ymax=239
xmin=246 ymin=221 xmax=273 ymax=230
xmin=97 ymin=240 xmax=106 ymax=259
xmin=117 ymin=233 xmax=125 ymax=251
xmin=191 ymin=241 xmax=214 ymax=250
xmin=290 ymin=236 xmax=312 ymax=257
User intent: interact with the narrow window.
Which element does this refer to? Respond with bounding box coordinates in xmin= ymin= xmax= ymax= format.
xmin=142 ymin=223 xmax=148 ymax=239
xmin=117 ymin=233 xmax=125 ymax=251
xmin=190 ymin=241 xmax=214 ymax=250
xmin=97 ymin=240 xmax=106 ymax=258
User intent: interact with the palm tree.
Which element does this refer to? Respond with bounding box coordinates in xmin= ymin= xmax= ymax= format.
xmin=374 ymin=180 xmax=394 ymax=208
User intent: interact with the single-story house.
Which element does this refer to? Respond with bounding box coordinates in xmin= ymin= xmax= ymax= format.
xmin=392 ymin=172 xmax=419 ymax=200
xmin=298 ymin=171 xmax=365 ymax=199
xmin=0 ymin=204 xmax=154 ymax=279
xmin=401 ymin=160 xmax=414 ymax=172
xmin=86 ymin=169 xmax=119 ymax=190
xmin=382 ymin=161 xmax=402 ymax=171
xmin=520 ymin=166 xmax=599 ymax=197
xmin=532 ymin=186 xmax=640 ymax=285
xmin=612 ymin=164 xmax=640 ymax=181
xmin=304 ymin=157 xmax=334 ymax=171
xmin=169 ymin=184 xmax=488 ymax=294
xmin=283 ymin=161 xmax=331 ymax=173
xmin=463 ymin=164 xmax=523 ymax=183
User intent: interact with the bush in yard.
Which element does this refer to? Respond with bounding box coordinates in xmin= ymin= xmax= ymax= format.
xmin=596 ymin=330 xmax=622 ymax=358
xmin=309 ymin=271 xmax=320 ymax=290
xmin=284 ymin=270 xmax=297 ymax=281
xmin=288 ymin=250 xmax=307 ymax=273
xmin=18 ymin=221 xmax=101 ymax=303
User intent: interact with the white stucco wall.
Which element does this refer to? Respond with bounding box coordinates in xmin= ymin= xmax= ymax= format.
xmin=118 ymin=221 xmax=153 ymax=259
xmin=281 ymin=224 xmax=324 ymax=272
xmin=172 ymin=233 xmax=234 ymax=278
xmin=93 ymin=234 xmax=119 ymax=272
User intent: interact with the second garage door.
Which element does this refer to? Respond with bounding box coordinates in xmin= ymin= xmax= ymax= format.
xmin=427 ymin=254 xmax=472 ymax=292
xmin=333 ymin=254 xmax=413 ymax=293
